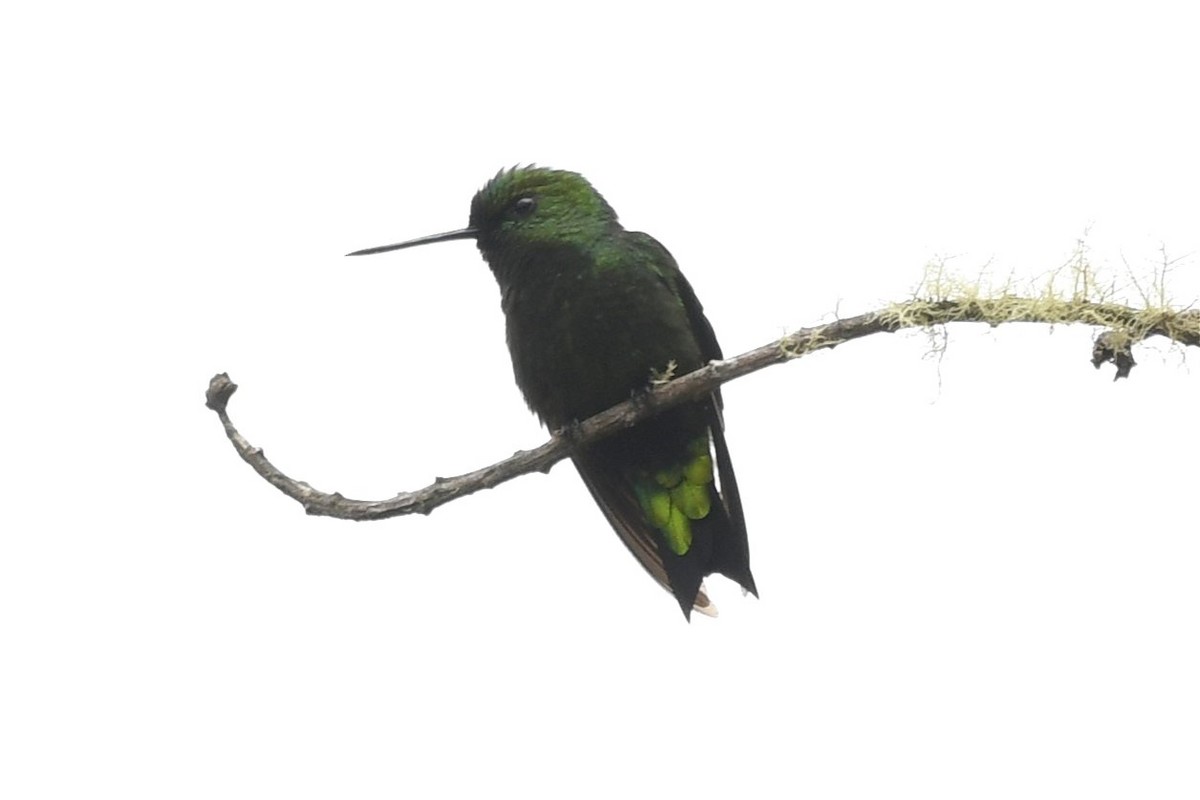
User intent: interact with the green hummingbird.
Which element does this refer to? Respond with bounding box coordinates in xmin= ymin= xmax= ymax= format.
xmin=349 ymin=166 xmax=756 ymax=618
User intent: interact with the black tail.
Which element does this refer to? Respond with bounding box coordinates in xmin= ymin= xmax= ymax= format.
xmin=572 ymin=402 xmax=756 ymax=619
xmin=709 ymin=413 xmax=757 ymax=597
xmin=573 ymin=452 xmax=712 ymax=619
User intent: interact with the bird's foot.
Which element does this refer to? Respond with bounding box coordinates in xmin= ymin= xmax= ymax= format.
xmin=553 ymin=419 xmax=585 ymax=447
xmin=647 ymin=359 xmax=678 ymax=387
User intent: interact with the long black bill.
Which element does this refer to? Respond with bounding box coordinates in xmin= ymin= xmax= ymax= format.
xmin=345 ymin=227 xmax=478 ymax=257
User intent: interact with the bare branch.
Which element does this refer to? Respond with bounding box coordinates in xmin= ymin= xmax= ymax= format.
xmin=206 ymin=300 xmax=1200 ymax=521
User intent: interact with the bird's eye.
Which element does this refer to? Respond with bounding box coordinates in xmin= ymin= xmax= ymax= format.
xmin=513 ymin=196 xmax=537 ymax=217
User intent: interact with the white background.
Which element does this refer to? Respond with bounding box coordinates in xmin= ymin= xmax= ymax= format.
xmin=4 ymin=2 xmax=1199 ymax=797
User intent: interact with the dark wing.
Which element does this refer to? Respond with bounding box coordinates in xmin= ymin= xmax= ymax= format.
xmin=629 ymin=232 xmax=757 ymax=596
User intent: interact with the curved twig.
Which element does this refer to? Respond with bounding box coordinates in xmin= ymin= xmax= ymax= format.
xmin=206 ymin=300 xmax=1200 ymax=520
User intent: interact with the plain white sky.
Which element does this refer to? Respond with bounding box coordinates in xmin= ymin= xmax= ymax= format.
xmin=4 ymin=1 xmax=1199 ymax=797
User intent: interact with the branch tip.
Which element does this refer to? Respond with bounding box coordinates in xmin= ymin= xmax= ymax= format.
xmin=206 ymin=373 xmax=238 ymax=412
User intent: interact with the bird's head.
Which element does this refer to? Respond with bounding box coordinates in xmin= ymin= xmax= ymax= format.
xmin=346 ymin=165 xmax=618 ymax=266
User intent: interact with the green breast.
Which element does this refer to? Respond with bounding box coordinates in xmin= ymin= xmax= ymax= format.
xmin=499 ymin=242 xmax=705 ymax=429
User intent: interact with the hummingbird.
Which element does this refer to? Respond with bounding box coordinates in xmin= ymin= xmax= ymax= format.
xmin=348 ymin=166 xmax=756 ymax=618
